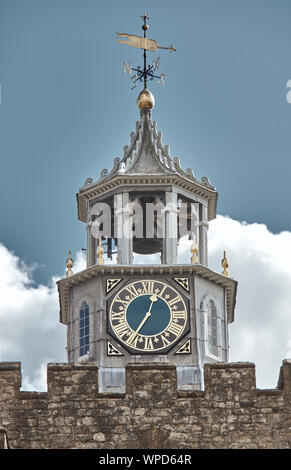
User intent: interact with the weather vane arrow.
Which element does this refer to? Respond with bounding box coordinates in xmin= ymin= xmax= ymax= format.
xmin=115 ymin=14 xmax=176 ymax=91
xmin=116 ymin=32 xmax=176 ymax=53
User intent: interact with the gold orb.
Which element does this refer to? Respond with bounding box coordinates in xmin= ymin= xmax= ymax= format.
xmin=137 ymin=89 xmax=155 ymax=110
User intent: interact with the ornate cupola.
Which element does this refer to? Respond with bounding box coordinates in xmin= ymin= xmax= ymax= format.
xmin=57 ymin=15 xmax=237 ymax=393
xmin=77 ymin=99 xmax=217 ymax=267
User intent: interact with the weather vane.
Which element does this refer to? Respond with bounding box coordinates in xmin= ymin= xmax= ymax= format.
xmin=116 ymin=14 xmax=176 ymax=91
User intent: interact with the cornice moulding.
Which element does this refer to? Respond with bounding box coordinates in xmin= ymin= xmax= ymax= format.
xmin=57 ymin=264 xmax=237 ymax=326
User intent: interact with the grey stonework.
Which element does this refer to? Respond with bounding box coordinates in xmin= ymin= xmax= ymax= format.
xmin=0 ymin=361 xmax=290 ymax=449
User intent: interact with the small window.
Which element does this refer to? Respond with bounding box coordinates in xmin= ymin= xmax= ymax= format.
xmin=79 ymin=301 xmax=90 ymax=356
xmin=207 ymin=299 xmax=218 ymax=357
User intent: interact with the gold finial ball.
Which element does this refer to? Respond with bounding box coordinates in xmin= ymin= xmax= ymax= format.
xmin=66 ymin=250 xmax=74 ymax=277
xmin=137 ymin=89 xmax=155 ymax=110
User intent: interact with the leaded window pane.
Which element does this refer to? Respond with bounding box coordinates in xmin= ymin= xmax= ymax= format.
xmin=79 ymin=301 xmax=90 ymax=357
xmin=207 ymin=300 xmax=218 ymax=356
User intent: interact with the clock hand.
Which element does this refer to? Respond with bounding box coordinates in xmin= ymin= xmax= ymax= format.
xmin=134 ymin=311 xmax=151 ymax=335
xmin=130 ymin=295 xmax=158 ymax=338
xmin=147 ymin=293 xmax=158 ymax=314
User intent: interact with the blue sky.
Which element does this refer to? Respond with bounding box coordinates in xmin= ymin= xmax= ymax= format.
xmin=0 ymin=1 xmax=291 ymax=390
xmin=1 ymin=0 xmax=291 ymax=284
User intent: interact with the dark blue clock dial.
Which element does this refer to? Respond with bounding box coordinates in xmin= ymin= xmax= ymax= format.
xmin=108 ymin=279 xmax=188 ymax=353
xmin=126 ymin=295 xmax=171 ymax=336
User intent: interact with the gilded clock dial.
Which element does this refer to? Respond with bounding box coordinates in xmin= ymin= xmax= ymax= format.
xmin=108 ymin=280 xmax=188 ymax=353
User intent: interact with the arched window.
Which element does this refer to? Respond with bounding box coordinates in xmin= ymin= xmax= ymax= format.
xmin=79 ymin=301 xmax=90 ymax=357
xmin=207 ymin=299 xmax=218 ymax=357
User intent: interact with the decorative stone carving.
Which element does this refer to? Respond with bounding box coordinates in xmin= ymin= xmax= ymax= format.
xmin=81 ymin=177 xmax=94 ymax=190
xmin=79 ymin=110 xmax=216 ymax=190
xmin=201 ymin=176 xmax=214 ymax=189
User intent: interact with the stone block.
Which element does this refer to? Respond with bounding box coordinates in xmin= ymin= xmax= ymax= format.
xmin=0 ymin=363 xmax=21 ymax=400
xmin=125 ymin=363 xmax=177 ymax=400
xmin=204 ymin=362 xmax=257 ymax=403
xmin=47 ymin=363 xmax=99 ymax=398
xmin=278 ymin=359 xmax=291 ymax=393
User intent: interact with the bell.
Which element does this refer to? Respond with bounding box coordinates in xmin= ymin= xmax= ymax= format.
xmin=133 ymin=237 xmax=163 ymax=255
xmin=130 ymin=194 xmax=164 ymax=254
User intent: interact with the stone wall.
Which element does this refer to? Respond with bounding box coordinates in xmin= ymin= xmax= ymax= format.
xmin=0 ymin=361 xmax=290 ymax=449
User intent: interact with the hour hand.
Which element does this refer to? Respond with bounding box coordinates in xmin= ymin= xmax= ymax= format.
xmin=131 ymin=296 xmax=158 ymax=338
xmin=134 ymin=311 xmax=151 ymax=335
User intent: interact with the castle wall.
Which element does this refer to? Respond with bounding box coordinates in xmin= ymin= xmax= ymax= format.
xmin=0 ymin=361 xmax=290 ymax=449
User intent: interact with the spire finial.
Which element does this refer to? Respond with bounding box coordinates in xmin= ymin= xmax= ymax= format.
xmin=190 ymin=234 xmax=199 ymax=264
xmin=66 ymin=250 xmax=74 ymax=277
xmin=97 ymin=238 xmax=105 ymax=265
xmin=141 ymin=13 xmax=149 ymax=31
xmin=221 ymin=250 xmax=229 ymax=276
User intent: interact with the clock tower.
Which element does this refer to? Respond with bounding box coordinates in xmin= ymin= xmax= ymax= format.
xmin=57 ymin=17 xmax=237 ymax=392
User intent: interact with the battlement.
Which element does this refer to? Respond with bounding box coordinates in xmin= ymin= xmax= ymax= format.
xmin=0 ymin=361 xmax=290 ymax=449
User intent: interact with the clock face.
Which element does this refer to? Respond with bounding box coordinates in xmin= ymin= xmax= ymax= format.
xmin=108 ymin=279 xmax=188 ymax=353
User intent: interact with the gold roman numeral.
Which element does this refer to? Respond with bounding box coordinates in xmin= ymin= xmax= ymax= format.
xmin=115 ymin=296 xmax=129 ymax=308
xmin=160 ymin=335 xmax=170 ymax=347
xmin=172 ymin=311 xmax=186 ymax=319
xmin=114 ymin=320 xmax=130 ymax=339
xmin=168 ymin=295 xmax=181 ymax=307
xmin=141 ymin=280 xmax=155 ymax=294
xmin=158 ymin=284 xmax=167 ymax=298
xmin=126 ymin=332 xmax=140 ymax=348
xmin=125 ymin=284 xmax=140 ymax=300
xmin=167 ymin=322 xmax=183 ymax=337
xmin=144 ymin=337 xmax=154 ymax=350
xmin=111 ymin=311 xmax=125 ymax=320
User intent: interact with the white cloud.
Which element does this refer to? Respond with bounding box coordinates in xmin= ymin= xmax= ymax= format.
xmin=0 ymin=215 xmax=290 ymax=391
xmin=208 ymin=216 xmax=291 ymax=388
xmin=0 ymin=244 xmax=66 ymax=390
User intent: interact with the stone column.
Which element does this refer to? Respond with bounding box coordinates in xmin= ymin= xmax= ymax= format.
xmin=162 ymin=192 xmax=178 ymax=264
xmin=86 ymin=214 xmax=96 ymax=268
xmin=114 ymin=193 xmax=133 ymax=264
xmin=0 ymin=362 xmax=21 ymax=400
xmin=199 ymin=204 xmax=208 ymax=267
xmin=89 ymin=233 xmax=96 ymax=267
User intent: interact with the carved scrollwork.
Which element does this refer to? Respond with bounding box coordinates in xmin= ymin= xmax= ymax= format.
xmin=186 ymin=168 xmax=195 ymax=181
xmin=173 ymin=157 xmax=182 ymax=171
xmin=123 ymin=145 xmax=129 ymax=158
xmin=164 ymin=144 xmax=170 ymax=156
xmin=81 ymin=177 xmax=94 ymax=190
xmin=201 ymin=176 xmax=214 ymax=189
xmin=100 ymin=168 xmax=109 ymax=178
xmin=168 ymin=159 xmax=176 ymax=172
xmin=113 ymin=157 xmax=121 ymax=169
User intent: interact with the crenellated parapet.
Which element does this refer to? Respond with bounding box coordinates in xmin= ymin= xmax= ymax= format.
xmin=0 ymin=361 xmax=290 ymax=449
